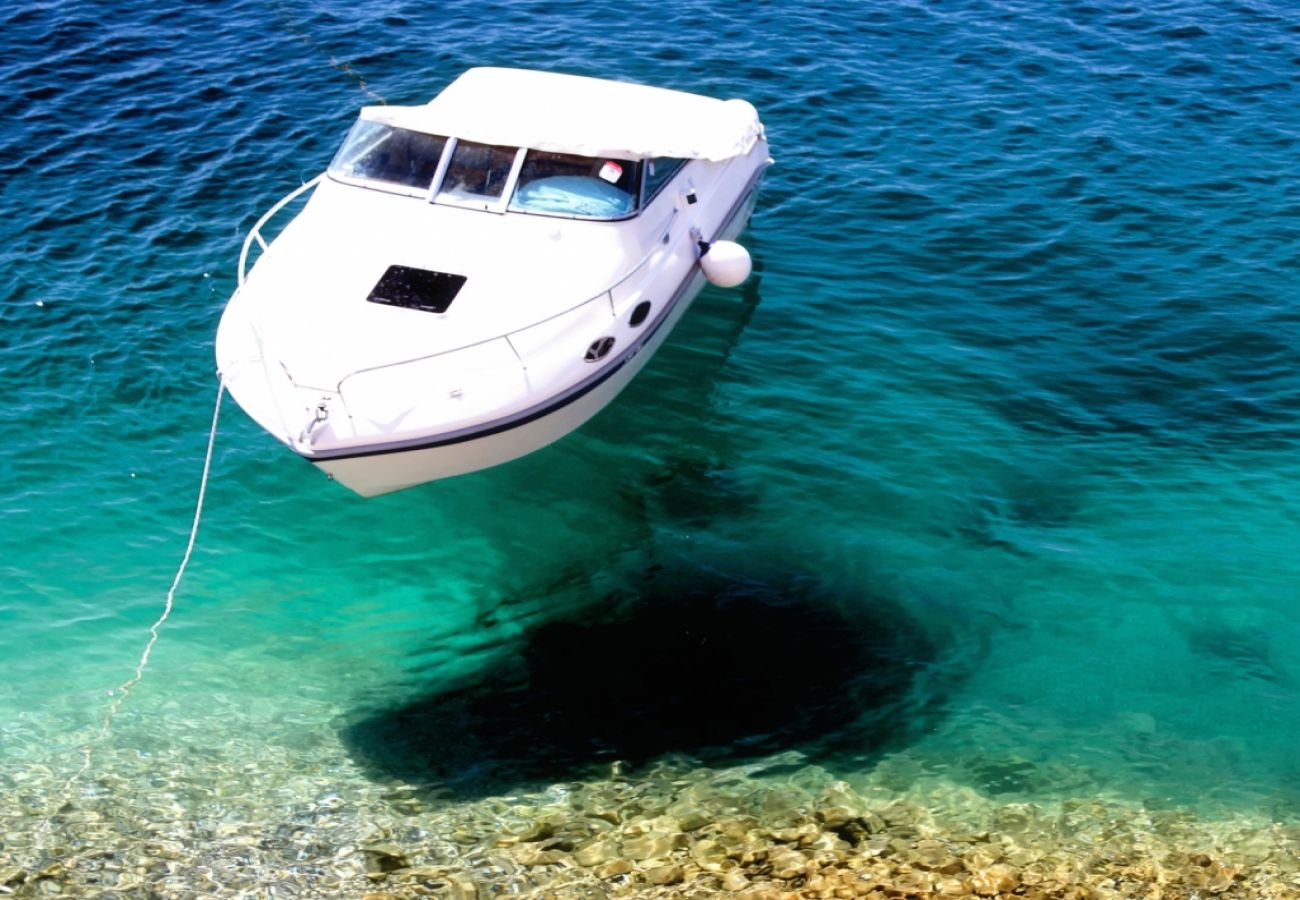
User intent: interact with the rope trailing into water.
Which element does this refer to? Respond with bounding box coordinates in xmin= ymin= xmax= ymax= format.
xmin=61 ymin=376 xmax=225 ymax=798
xmin=21 ymin=377 xmax=225 ymax=885
xmin=273 ymin=0 xmax=385 ymax=105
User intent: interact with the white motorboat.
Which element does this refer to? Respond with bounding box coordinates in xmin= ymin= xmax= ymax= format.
xmin=215 ymin=67 xmax=771 ymax=496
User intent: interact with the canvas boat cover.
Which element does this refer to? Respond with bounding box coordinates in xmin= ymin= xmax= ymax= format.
xmin=357 ymin=67 xmax=765 ymax=162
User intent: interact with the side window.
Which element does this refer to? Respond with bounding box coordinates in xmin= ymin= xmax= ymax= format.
xmin=642 ymin=157 xmax=686 ymax=203
xmin=329 ymin=120 xmax=447 ymax=194
xmin=436 ymin=141 xmax=519 ymax=207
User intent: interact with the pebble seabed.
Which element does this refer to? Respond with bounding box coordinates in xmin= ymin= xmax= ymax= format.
xmin=3 ymin=733 xmax=1298 ymax=900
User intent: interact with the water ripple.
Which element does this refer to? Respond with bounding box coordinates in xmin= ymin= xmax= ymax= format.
xmin=2 ymin=0 xmax=1299 ymax=842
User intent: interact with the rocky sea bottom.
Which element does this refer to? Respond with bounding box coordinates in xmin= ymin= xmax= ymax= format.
xmin=3 ymin=546 xmax=1297 ymax=900
xmin=3 ymin=691 xmax=1298 ymax=900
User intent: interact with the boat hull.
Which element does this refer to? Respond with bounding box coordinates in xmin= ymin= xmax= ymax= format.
xmin=309 ymin=174 xmax=761 ymax=496
xmin=219 ymin=100 xmax=769 ymax=497
xmin=316 ymin=270 xmax=707 ymax=496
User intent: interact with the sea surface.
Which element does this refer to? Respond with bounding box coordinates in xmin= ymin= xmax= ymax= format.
xmin=3 ymin=0 xmax=1300 ymax=893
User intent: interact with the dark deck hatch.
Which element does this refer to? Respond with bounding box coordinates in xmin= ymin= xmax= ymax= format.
xmin=366 ymin=265 xmax=467 ymax=313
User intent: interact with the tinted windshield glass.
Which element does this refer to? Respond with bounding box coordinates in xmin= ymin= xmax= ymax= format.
xmin=329 ymin=120 xmax=447 ymax=193
xmin=436 ymin=141 xmax=518 ymax=208
xmin=509 ymin=150 xmax=640 ymax=219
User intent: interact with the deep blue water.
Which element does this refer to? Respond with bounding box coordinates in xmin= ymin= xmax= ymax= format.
xmin=3 ymin=0 xmax=1300 ymax=862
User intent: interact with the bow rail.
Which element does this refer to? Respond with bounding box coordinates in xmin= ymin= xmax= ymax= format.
xmin=237 ymin=174 xmax=324 ymax=287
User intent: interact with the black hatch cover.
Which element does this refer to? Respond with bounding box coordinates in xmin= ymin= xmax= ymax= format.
xmin=367 ymin=265 xmax=467 ymax=314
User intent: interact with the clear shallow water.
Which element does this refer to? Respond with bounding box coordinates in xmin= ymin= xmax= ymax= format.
xmin=3 ymin=0 xmax=1300 ymax=876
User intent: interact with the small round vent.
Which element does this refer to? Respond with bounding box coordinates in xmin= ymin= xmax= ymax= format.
xmin=584 ymin=336 xmax=616 ymax=362
xmin=629 ymin=301 xmax=652 ymax=327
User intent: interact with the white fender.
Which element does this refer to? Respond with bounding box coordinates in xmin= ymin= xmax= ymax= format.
xmin=698 ymin=239 xmax=753 ymax=288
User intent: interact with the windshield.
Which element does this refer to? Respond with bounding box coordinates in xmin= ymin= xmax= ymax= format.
xmin=435 ymin=140 xmax=519 ymax=209
xmin=509 ymin=150 xmax=640 ymax=219
xmin=328 ymin=120 xmax=447 ymax=195
xmin=327 ymin=120 xmax=647 ymax=220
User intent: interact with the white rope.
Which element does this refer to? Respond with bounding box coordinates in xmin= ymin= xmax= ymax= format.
xmin=22 ymin=377 xmax=225 ymax=886
xmin=62 ymin=376 xmax=225 ymax=795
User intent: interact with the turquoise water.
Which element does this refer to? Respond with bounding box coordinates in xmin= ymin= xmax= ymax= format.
xmin=3 ymin=0 xmax=1300 ymax=875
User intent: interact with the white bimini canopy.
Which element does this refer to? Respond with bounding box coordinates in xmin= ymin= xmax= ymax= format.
xmin=360 ymin=67 xmax=765 ymax=162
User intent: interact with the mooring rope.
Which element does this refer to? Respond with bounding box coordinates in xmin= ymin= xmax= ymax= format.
xmin=53 ymin=376 xmax=225 ymax=812
xmin=272 ymin=0 xmax=386 ymax=105
xmin=80 ymin=377 xmax=226 ymax=764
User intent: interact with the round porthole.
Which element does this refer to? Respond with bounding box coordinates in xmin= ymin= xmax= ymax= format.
xmin=629 ymin=300 xmax=652 ymax=328
xmin=584 ymin=336 xmax=616 ymax=362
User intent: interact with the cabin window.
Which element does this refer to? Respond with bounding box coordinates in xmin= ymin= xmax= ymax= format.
xmin=509 ymin=150 xmax=640 ymax=219
xmin=436 ymin=141 xmax=519 ymax=208
xmin=329 ymin=120 xmax=447 ymax=194
xmin=642 ymin=157 xmax=686 ymax=203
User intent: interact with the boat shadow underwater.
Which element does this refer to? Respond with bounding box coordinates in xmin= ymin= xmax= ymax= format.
xmin=340 ymin=553 xmax=960 ymax=801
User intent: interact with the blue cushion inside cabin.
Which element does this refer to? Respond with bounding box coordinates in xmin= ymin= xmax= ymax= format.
xmin=511 ymin=175 xmax=634 ymax=217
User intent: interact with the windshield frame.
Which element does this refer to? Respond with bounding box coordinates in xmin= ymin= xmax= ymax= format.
xmin=432 ymin=138 xmax=528 ymax=214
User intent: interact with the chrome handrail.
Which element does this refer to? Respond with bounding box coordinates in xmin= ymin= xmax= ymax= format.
xmin=237 ymin=174 xmax=324 ymax=287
